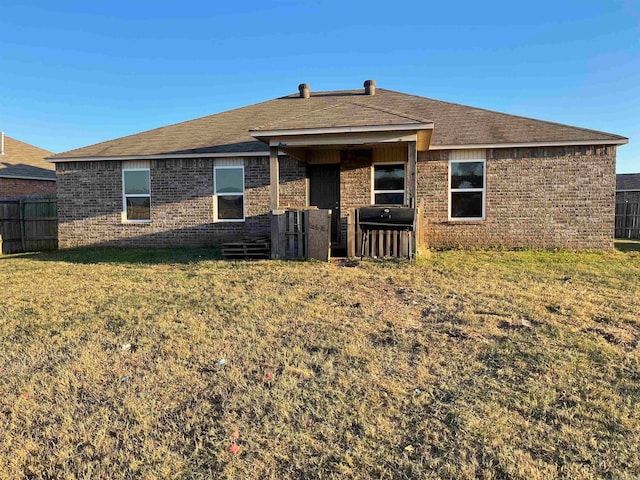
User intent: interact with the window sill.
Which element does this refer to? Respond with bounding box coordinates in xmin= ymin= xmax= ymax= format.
xmin=214 ymin=219 xmax=245 ymax=223
xmin=446 ymin=218 xmax=486 ymax=225
xmin=121 ymin=220 xmax=152 ymax=225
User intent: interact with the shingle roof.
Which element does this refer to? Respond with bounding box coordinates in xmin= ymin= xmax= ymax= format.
xmin=617 ymin=173 xmax=640 ymax=191
xmin=252 ymin=101 xmax=432 ymax=131
xmin=0 ymin=135 xmax=55 ymax=180
xmin=52 ymin=88 xmax=628 ymax=159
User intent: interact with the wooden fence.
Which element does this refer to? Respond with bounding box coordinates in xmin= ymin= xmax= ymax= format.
xmin=615 ymin=202 xmax=640 ymax=239
xmin=0 ymin=196 xmax=58 ymax=254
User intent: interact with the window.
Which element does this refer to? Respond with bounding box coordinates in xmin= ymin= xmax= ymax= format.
xmin=373 ymin=164 xmax=405 ymax=205
xmin=214 ymin=166 xmax=244 ymax=221
xmin=449 ymin=158 xmax=485 ymax=220
xmin=122 ymin=169 xmax=151 ymax=222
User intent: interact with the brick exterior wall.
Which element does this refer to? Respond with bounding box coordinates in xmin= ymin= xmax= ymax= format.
xmin=0 ymin=178 xmax=56 ymax=197
xmin=57 ymin=156 xmax=306 ymax=248
xmin=339 ymin=157 xmax=373 ymax=244
xmin=279 ymin=157 xmax=307 ymax=208
xmin=418 ymin=145 xmax=616 ymax=250
xmin=56 ymin=145 xmax=616 ymax=250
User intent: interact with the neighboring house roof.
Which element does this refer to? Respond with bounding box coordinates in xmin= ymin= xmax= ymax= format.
xmin=1 ymin=134 xmax=56 ymax=180
xmin=616 ymin=173 xmax=640 ymax=191
xmin=50 ymin=86 xmax=628 ymax=160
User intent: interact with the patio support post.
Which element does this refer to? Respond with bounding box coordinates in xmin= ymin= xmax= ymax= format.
xmin=407 ymin=140 xmax=418 ymax=208
xmin=270 ymin=146 xmax=280 ymax=210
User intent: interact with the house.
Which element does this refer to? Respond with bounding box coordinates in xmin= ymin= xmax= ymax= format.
xmin=0 ymin=132 xmax=56 ymax=198
xmin=616 ymin=173 xmax=640 ymax=204
xmin=48 ymin=81 xmax=628 ymax=252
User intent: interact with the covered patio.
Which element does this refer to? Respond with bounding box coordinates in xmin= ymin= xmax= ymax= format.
xmin=249 ymin=87 xmax=433 ymax=260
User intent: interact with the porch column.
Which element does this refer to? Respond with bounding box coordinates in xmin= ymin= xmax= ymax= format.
xmin=407 ymin=140 xmax=418 ymax=208
xmin=269 ymin=146 xmax=279 ymax=210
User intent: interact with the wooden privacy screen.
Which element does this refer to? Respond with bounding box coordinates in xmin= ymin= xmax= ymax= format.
xmin=270 ymin=208 xmax=331 ymax=261
xmin=0 ymin=196 xmax=57 ymax=254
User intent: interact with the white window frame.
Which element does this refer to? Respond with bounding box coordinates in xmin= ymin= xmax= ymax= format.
xmin=214 ymin=165 xmax=245 ymax=222
xmin=371 ymin=162 xmax=406 ymax=206
xmin=448 ymin=158 xmax=486 ymax=221
xmin=122 ymin=168 xmax=151 ymax=223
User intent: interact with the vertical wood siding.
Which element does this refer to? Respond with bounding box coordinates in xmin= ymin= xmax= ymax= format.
xmin=449 ymin=149 xmax=486 ymax=161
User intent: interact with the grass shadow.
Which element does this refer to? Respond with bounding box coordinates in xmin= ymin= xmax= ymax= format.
xmin=615 ymin=240 xmax=640 ymax=253
xmin=1 ymin=247 xmax=223 ymax=265
xmin=5 ymin=241 xmax=637 ymax=265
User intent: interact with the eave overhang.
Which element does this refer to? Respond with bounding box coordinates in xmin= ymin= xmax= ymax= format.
xmin=0 ymin=174 xmax=56 ymax=181
xmin=250 ymin=122 xmax=434 ymax=153
xmin=429 ymin=138 xmax=628 ymax=150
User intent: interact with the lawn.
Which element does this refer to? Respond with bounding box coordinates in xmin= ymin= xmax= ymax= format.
xmin=0 ymin=247 xmax=639 ymax=479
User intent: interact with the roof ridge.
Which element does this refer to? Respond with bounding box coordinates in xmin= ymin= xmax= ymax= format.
xmin=345 ymin=99 xmax=432 ymax=123
xmin=380 ymin=88 xmax=628 ymax=141
xmin=251 ymin=102 xmax=345 ymax=131
xmin=253 ymin=100 xmax=432 ymax=132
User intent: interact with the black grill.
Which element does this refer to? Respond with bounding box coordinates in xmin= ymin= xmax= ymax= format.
xmin=358 ymin=207 xmax=416 ymax=259
xmin=358 ymin=207 xmax=415 ymax=230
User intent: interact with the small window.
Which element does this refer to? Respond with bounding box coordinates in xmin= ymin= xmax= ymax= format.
xmin=449 ymin=160 xmax=485 ymax=219
xmin=214 ymin=166 xmax=244 ymax=221
xmin=373 ymin=164 xmax=405 ymax=205
xmin=123 ymin=169 xmax=151 ymax=221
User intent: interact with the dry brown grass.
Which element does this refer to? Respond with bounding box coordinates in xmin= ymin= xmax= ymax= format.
xmin=0 ymin=247 xmax=639 ymax=479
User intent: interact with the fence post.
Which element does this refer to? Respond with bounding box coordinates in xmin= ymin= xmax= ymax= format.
xmin=347 ymin=210 xmax=355 ymax=258
xmin=271 ymin=210 xmax=287 ymax=260
xmin=19 ymin=198 xmax=26 ymax=253
xmin=414 ymin=206 xmax=421 ymax=257
xmin=288 ymin=211 xmax=295 ymax=257
xmin=625 ymin=201 xmax=631 ymax=239
xmin=633 ymin=202 xmax=640 ymax=240
xmin=270 ymin=211 xmax=281 ymax=259
xmin=298 ymin=210 xmax=309 ymax=258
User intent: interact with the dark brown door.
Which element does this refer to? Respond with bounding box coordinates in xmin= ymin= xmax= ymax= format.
xmin=308 ymin=164 xmax=340 ymax=244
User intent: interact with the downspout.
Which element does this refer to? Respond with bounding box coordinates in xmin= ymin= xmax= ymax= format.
xmin=0 ymin=132 xmax=4 ymax=155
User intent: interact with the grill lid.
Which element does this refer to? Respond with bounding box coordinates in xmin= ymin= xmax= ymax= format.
xmin=358 ymin=207 xmax=415 ymax=229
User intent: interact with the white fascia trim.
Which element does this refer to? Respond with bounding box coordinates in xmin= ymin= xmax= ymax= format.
xmin=269 ymin=132 xmax=418 ymax=148
xmin=46 ymin=151 xmax=276 ymax=163
xmin=0 ymin=175 xmax=56 ymax=181
xmin=250 ymin=122 xmax=434 ymax=138
xmin=616 ymin=189 xmax=640 ymax=192
xmin=430 ymin=139 xmax=628 ymax=150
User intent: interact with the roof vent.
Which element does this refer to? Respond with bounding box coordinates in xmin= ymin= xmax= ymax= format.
xmin=364 ymin=79 xmax=376 ymax=96
xmin=298 ymin=83 xmax=310 ymax=99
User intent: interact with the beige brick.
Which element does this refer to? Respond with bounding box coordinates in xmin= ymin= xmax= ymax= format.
xmin=57 ymin=145 xmax=617 ymax=250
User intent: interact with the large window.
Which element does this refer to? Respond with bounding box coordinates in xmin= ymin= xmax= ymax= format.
xmin=373 ymin=164 xmax=405 ymax=205
xmin=214 ymin=166 xmax=244 ymax=221
xmin=449 ymin=158 xmax=485 ymax=220
xmin=122 ymin=169 xmax=151 ymax=222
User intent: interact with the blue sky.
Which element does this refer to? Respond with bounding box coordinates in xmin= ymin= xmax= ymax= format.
xmin=1 ymin=0 xmax=638 ymax=172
